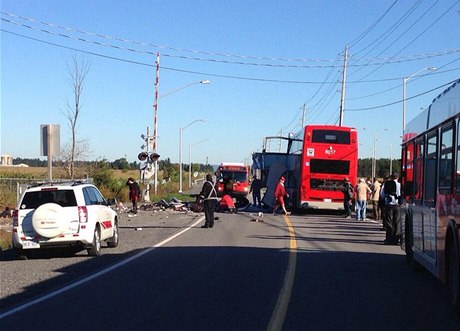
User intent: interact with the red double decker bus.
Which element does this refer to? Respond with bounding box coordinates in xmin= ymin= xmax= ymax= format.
xmin=401 ymin=79 xmax=460 ymax=311
xmin=252 ymin=125 xmax=358 ymax=210
xmin=291 ymin=125 xmax=358 ymax=209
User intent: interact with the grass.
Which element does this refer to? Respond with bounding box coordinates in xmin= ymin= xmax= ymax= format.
xmin=0 ymin=227 xmax=11 ymax=251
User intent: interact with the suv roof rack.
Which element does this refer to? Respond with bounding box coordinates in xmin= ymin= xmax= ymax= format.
xmin=27 ymin=179 xmax=93 ymax=188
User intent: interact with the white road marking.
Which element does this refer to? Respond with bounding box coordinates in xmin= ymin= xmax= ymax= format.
xmin=0 ymin=216 xmax=205 ymax=320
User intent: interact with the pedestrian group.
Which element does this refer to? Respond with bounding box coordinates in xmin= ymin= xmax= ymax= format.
xmin=343 ymin=173 xmax=402 ymax=245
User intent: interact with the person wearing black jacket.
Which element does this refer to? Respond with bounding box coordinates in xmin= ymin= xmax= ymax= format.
xmin=342 ymin=177 xmax=354 ymax=219
xmin=126 ymin=177 xmax=141 ymax=215
xmin=381 ymin=172 xmax=402 ymax=245
xmin=199 ymin=174 xmax=218 ymax=228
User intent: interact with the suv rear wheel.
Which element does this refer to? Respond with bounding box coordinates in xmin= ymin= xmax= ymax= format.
xmin=87 ymin=226 xmax=101 ymax=256
xmin=107 ymin=220 xmax=119 ymax=248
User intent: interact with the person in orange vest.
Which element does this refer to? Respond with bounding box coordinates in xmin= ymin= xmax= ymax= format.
xmin=219 ymin=194 xmax=236 ymax=213
xmin=273 ymin=176 xmax=290 ymax=215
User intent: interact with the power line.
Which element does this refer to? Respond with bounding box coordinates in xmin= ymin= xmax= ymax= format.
xmin=6 ymin=27 xmax=452 ymax=86
xmin=1 ymin=13 xmax=459 ymax=68
xmin=348 ymin=0 xmax=399 ymax=49
xmin=349 ymin=0 xmax=459 ymax=83
xmin=346 ymin=80 xmax=457 ymax=111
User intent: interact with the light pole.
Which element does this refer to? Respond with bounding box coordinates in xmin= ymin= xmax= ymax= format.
xmin=189 ymin=138 xmax=209 ymax=188
xmin=152 ymin=79 xmax=210 ymax=195
xmin=402 ymin=67 xmax=436 ymax=135
xmin=363 ymin=128 xmax=387 ymax=179
xmin=179 ymin=119 xmax=206 ymax=193
xmin=159 ymin=80 xmax=210 ymax=99
xmin=389 ymin=143 xmax=393 ymax=175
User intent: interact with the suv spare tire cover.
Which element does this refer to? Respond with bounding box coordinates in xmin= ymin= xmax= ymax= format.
xmin=32 ymin=203 xmax=67 ymax=238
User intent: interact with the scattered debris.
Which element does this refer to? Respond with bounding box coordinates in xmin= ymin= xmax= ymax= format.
xmin=250 ymin=219 xmax=264 ymax=222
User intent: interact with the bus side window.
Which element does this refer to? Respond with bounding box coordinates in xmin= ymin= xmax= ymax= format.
xmin=413 ymin=138 xmax=424 ymax=205
xmin=424 ymin=133 xmax=437 ymax=207
xmin=439 ymin=124 xmax=453 ymax=193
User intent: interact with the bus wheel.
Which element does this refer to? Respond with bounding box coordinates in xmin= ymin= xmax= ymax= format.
xmin=447 ymin=239 xmax=460 ymax=313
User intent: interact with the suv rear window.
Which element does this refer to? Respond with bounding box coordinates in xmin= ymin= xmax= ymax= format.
xmin=20 ymin=189 xmax=78 ymax=209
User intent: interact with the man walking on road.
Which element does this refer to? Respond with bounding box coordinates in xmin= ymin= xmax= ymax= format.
xmin=199 ymin=174 xmax=219 ymax=228
xmin=249 ymin=175 xmax=262 ymax=208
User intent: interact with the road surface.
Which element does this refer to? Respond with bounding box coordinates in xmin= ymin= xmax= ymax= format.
xmin=1 ymin=209 xmax=459 ymax=330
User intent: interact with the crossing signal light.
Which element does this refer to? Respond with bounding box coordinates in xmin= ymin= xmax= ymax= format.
xmin=138 ymin=152 xmax=148 ymax=161
xmin=150 ymin=153 xmax=160 ymax=162
xmin=138 ymin=152 xmax=160 ymax=163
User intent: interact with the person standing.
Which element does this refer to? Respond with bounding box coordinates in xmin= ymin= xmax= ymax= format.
xmin=342 ymin=177 xmax=354 ymax=219
xmin=273 ymin=176 xmax=290 ymax=215
xmin=126 ymin=177 xmax=141 ymax=215
xmin=371 ymin=177 xmax=382 ymax=221
xmin=200 ymin=174 xmax=219 ymax=228
xmin=249 ymin=175 xmax=262 ymax=208
xmin=381 ymin=172 xmax=402 ymax=245
xmin=355 ymin=178 xmax=371 ymax=221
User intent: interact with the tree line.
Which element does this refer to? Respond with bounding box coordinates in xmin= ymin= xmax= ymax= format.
xmin=13 ymin=157 xmax=399 ymax=179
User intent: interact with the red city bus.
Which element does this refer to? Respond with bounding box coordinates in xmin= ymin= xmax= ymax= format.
xmin=215 ymin=162 xmax=250 ymax=198
xmin=291 ymin=125 xmax=358 ymax=209
xmin=401 ymin=79 xmax=460 ymax=312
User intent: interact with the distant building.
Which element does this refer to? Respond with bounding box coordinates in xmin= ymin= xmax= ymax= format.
xmin=0 ymin=154 xmax=13 ymax=166
xmin=0 ymin=155 xmax=29 ymax=167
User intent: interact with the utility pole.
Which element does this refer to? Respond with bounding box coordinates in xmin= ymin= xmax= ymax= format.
xmin=301 ymin=103 xmax=306 ymax=128
xmin=279 ymin=128 xmax=283 ymax=152
xmin=153 ymin=53 xmax=160 ymax=195
xmin=339 ymin=45 xmax=348 ymax=127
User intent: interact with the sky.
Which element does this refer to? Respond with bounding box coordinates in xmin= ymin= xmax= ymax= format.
xmin=1 ymin=0 xmax=459 ymax=167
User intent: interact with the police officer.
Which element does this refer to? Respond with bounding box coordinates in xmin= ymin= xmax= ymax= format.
xmin=199 ymin=174 xmax=218 ymax=228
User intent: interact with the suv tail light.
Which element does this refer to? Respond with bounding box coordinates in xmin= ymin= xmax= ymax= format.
xmin=78 ymin=206 xmax=88 ymax=223
xmin=12 ymin=209 xmax=18 ymax=232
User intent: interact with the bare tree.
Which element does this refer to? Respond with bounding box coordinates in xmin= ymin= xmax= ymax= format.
xmin=62 ymin=55 xmax=90 ymax=178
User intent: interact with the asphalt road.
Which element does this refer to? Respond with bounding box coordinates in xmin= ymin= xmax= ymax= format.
xmin=1 ymin=208 xmax=459 ymax=330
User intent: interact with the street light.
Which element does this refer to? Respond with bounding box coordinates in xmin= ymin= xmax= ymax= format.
xmin=159 ymin=80 xmax=211 ymax=99
xmin=189 ymin=138 xmax=209 ymax=188
xmin=389 ymin=143 xmax=393 ymax=175
xmin=152 ymin=79 xmax=211 ymax=195
xmin=402 ymin=67 xmax=436 ymax=135
xmin=363 ymin=128 xmax=388 ymax=179
xmin=179 ymin=119 xmax=206 ymax=193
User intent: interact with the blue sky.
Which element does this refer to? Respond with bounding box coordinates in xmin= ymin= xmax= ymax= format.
xmin=1 ymin=0 xmax=459 ymax=166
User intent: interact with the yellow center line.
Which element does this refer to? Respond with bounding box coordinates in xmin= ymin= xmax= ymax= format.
xmin=267 ymin=214 xmax=297 ymax=331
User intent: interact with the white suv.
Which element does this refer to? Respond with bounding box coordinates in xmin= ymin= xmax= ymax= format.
xmin=12 ymin=181 xmax=119 ymax=258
